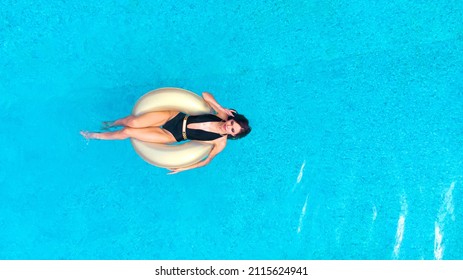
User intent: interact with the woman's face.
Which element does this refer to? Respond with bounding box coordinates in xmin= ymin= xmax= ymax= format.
xmin=221 ymin=119 xmax=242 ymax=136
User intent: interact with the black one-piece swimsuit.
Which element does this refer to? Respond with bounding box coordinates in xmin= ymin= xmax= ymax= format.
xmin=162 ymin=113 xmax=224 ymax=142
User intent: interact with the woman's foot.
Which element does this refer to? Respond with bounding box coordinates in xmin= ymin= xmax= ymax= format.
xmin=80 ymin=130 xmax=127 ymax=140
xmin=80 ymin=131 xmax=95 ymax=139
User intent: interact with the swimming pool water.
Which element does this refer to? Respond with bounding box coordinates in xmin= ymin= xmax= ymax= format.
xmin=1 ymin=0 xmax=462 ymax=259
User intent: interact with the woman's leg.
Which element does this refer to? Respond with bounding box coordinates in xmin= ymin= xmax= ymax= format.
xmin=81 ymin=127 xmax=176 ymax=143
xmin=103 ymin=111 xmax=178 ymax=128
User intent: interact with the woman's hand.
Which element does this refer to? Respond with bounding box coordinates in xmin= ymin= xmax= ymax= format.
xmin=202 ymin=92 xmax=235 ymax=118
xmin=167 ymin=167 xmax=188 ymax=175
xmin=219 ymin=107 xmax=236 ymax=117
xmin=165 ymin=150 xmax=217 ymax=175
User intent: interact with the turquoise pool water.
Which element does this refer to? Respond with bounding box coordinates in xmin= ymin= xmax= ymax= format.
xmin=1 ymin=0 xmax=462 ymax=259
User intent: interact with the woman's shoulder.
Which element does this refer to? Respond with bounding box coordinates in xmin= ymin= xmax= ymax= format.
xmin=196 ymin=113 xmax=227 ymax=122
xmin=189 ymin=114 xmax=221 ymax=123
xmin=204 ymin=135 xmax=228 ymax=146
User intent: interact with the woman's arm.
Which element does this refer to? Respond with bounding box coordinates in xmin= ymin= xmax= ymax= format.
xmin=167 ymin=138 xmax=227 ymax=174
xmin=202 ymin=92 xmax=235 ymax=120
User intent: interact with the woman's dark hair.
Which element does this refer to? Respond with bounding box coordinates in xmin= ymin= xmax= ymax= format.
xmin=227 ymin=110 xmax=251 ymax=140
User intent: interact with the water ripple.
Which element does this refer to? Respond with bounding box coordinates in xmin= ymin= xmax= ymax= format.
xmin=292 ymin=160 xmax=306 ymax=192
xmin=297 ymin=195 xmax=309 ymax=234
xmin=393 ymin=193 xmax=408 ymax=259
xmin=296 ymin=160 xmax=306 ymax=184
xmin=434 ymin=182 xmax=456 ymax=260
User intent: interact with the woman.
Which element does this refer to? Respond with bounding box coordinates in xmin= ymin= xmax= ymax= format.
xmin=80 ymin=92 xmax=251 ymax=174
